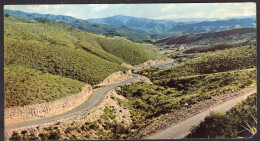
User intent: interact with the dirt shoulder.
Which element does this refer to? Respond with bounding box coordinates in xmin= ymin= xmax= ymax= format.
xmin=132 ymin=86 xmax=257 ymax=139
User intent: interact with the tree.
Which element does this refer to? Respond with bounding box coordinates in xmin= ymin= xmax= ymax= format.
xmin=5 ymin=14 xmax=10 ymax=17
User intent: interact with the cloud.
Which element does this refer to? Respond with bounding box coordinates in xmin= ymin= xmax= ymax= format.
xmin=154 ymin=14 xmax=184 ymax=19
xmin=209 ymin=4 xmax=256 ymax=18
xmin=161 ymin=4 xmax=177 ymax=12
xmin=38 ymin=5 xmax=49 ymax=9
xmin=193 ymin=12 xmax=206 ymax=18
xmin=92 ymin=5 xmax=108 ymax=12
xmin=4 ymin=3 xmax=256 ymax=20
xmin=154 ymin=11 xmax=206 ymax=19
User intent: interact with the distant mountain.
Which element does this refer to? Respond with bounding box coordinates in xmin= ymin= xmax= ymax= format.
xmin=168 ymin=18 xmax=256 ymax=33
xmin=4 ymin=10 xmax=256 ymax=39
xmin=162 ymin=18 xmax=220 ymax=23
xmin=4 ymin=9 xmax=169 ymax=42
xmin=89 ymin=15 xmax=256 ymax=34
xmin=89 ymin=15 xmax=177 ymax=33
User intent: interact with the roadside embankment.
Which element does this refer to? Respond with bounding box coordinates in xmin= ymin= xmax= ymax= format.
xmin=4 ymin=85 xmax=93 ymax=125
xmin=95 ymin=70 xmax=132 ymax=87
xmin=4 ymin=72 xmax=143 ymax=140
xmin=4 ymin=70 xmax=132 ymax=125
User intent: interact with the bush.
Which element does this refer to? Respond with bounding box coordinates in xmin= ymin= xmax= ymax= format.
xmin=5 ymin=14 xmax=10 ymax=17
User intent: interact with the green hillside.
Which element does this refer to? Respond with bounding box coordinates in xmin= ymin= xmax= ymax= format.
xmin=4 ymin=16 xmax=167 ymax=107
xmin=98 ymin=37 xmax=167 ymax=65
xmin=148 ymin=45 xmax=256 ymax=80
xmin=4 ymin=17 xmax=165 ymax=85
xmin=115 ymin=44 xmax=256 ymax=136
xmin=5 ymin=65 xmax=85 ymax=107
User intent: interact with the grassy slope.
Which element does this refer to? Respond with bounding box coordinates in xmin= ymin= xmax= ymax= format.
xmin=5 ymin=65 xmax=85 ymax=107
xmin=4 ymin=17 xmax=166 ymax=107
xmin=150 ymin=45 xmax=256 ymax=80
xmin=98 ymin=37 xmax=167 ymax=65
xmin=4 ymin=17 xmax=166 ymax=84
xmin=5 ymin=17 xmax=165 ymax=65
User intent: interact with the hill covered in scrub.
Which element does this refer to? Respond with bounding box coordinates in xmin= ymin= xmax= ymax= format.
xmin=4 ymin=65 xmax=86 ymax=107
xmin=150 ymin=45 xmax=256 ymax=80
xmin=113 ymin=42 xmax=256 ymax=138
xmin=155 ymin=27 xmax=256 ymax=45
xmin=4 ymin=16 xmax=165 ymax=107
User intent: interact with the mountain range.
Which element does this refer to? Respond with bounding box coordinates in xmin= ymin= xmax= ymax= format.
xmin=89 ymin=15 xmax=177 ymax=33
xmin=4 ymin=9 xmax=256 ymax=41
xmin=4 ymin=9 xmax=160 ymax=42
xmin=90 ymin=15 xmax=256 ymax=34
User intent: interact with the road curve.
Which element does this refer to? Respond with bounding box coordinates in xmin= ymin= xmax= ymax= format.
xmin=5 ymin=74 xmax=140 ymax=131
xmin=145 ymin=88 xmax=257 ymax=139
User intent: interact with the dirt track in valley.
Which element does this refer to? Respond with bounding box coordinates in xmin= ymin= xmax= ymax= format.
xmin=133 ymin=86 xmax=257 ymax=139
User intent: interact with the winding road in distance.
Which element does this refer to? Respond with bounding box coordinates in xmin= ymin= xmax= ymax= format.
xmin=5 ymin=74 xmax=140 ymax=131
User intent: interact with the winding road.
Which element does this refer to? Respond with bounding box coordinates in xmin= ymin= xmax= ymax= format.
xmin=145 ymin=87 xmax=257 ymax=139
xmin=5 ymin=74 xmax=140 ymax=131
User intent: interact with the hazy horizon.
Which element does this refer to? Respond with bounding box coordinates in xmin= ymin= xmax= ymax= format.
xmin=4 ymin=3 xmax=256 ymax=21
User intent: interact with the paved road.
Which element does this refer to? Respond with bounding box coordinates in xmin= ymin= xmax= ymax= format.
xmin=145 ymin=88 xmax=257 ymax=139
xmin=5 ymin=74 xmax=140 ymax=131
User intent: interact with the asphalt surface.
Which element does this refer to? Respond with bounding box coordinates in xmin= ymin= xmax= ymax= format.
xmin=5 ymin=74 xmax=140 ymax=131
xmin=145 ymin=88 xmax=257 ymax=139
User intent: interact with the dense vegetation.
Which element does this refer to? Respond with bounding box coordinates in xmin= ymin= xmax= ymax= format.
xmin=5 ymin=37 xmax=126 ymax=85
xmin=98 ymin=37 xmax=166 ymax=65
xmin=4 ymin=16 xmax=165 ymax=107
xmin=5 ymin=17 xmax=165 ymax=66
xmin=114 ymin=42 xmax=257 ymax=137
xmin=4 ymin=65 xmax=85 ymax=107
xmin=149 ymin=45 xmax=256 ymax=80
xmin=116 ymin=68 xmax=256 ymax=131
xmin=4 ymin=17 xmax=165 ymax=85
xmin=187 ymin=93 xmax=257 ymax=138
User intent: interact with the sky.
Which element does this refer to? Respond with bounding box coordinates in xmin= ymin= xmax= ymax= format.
xmin=4 ymin=3 xmax=256 ymax=20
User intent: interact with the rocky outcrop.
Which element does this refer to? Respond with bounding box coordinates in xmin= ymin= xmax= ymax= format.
xmin=95 ymin=70 xmax=132 ymax=87
xmin=5 ymin=85 xmax=93 ymax=125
